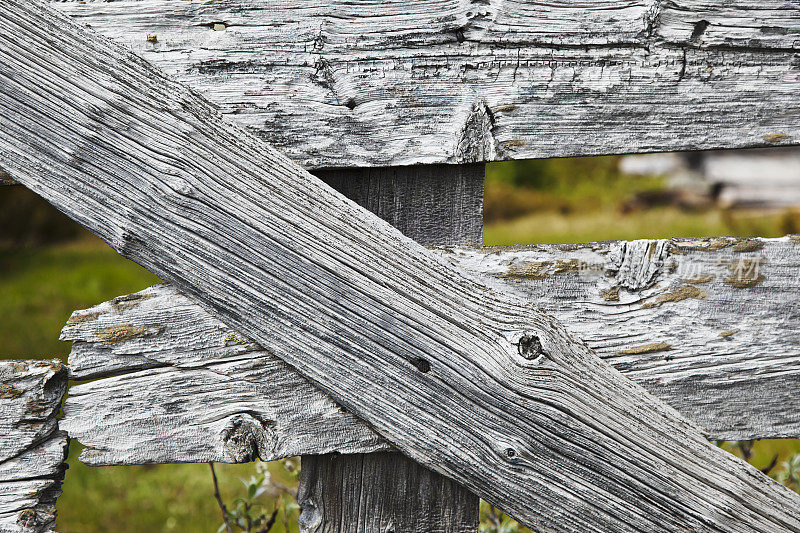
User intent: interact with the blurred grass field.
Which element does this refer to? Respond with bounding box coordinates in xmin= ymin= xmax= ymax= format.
xmin=1 ymin=156 xmax=799 ymax=532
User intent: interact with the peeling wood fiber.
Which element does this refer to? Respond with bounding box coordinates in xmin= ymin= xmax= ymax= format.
xmin=4 ymin=3 xmax=800 ymax=530
xmin=52 ymin=0 xmax=800 ymax=168
xmin=0 ymin=361 xmax=69 ymax=533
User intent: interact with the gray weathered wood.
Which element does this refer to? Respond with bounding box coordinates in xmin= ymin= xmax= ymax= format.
xmin=301 ymin=165 xmax=481 ymax=531
xmin=457 ymin=236 xmax=800 ymax=440
xmin=4 ymin=3 xmax=800 ymax=529
xmin=315 ymin=165 xmax=483 ymax=248
xmin=50 ymin=0 xmax=800 ymax=169
xmin=298 ymin=453 xmax=478 ymax=533
xmin=61 ymin=236 xmax=800 ymax=468
xmin=0 ymin=360 xmax=69 ymax=533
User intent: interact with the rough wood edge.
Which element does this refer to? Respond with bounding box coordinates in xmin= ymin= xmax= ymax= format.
xmin=0 ymin=360 xmax=69 ymax=533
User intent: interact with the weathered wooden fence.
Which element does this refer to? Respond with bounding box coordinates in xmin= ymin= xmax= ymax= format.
xmin=1 ymin=0 xmax=800 ymax=531
xmin=0 ymin=361 xmax=68 ymax=532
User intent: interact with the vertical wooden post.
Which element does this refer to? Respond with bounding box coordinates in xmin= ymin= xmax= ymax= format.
xmin=297 ymin=164 xmax=483 ymax=532
xmin=314 ymin=164 xmax=484 ymax=247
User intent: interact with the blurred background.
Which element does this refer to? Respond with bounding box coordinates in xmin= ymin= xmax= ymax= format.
xmin=1 ymin=148 xmax=799 ymax=532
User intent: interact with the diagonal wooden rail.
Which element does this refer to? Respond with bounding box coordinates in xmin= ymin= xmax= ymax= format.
xmin=1 ymin=1 xmax=800 ymax=530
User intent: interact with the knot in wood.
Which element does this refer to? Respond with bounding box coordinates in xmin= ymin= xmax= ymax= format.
xmin=516 ymin=334 xmax=545 ymax=360
xmin=297 ymin=499 xmax=322 ymax=532
xmin=220 ymin=413 xmax=276 ymax=463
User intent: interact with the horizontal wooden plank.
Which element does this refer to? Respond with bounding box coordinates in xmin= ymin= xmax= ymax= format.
xmin=0 ymin=360 xmax=69 ymax=533
xmin=61 ymin=237 xmax=800 ymax=467
xmin=658 ymin=1 xmax=800 ymax=50
xmin=5 ymin=3 xmax=800 ymax=529
xmin=52 ymin=0 xmax=800 ymax=168
xmin=457 ymin=236 xmax=800 ymax=440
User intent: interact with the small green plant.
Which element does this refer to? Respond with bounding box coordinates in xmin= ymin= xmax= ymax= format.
xmin=211 ymin=459 xmax=300 ymax=533
xmin=479 ymin=501 xmax=531 ymax=533
xmin=716 ymin=440 xmax=755 ymax=462
xmin=774 ymin=454 xmax=800 ymax=493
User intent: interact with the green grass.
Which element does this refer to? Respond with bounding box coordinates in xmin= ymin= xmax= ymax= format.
xmin=484 ymin=207 xmax=796 ymax=245
xmin=0 ymin=235 xmax=161 ymax=359
xmin=59 ymin=443 xmax=299 ymax=533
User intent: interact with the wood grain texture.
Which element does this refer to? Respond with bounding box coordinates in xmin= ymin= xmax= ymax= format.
xmin=51 ymin=0 xmax=800 ymax=168
xmin=658 ymin=1 xmax=800 ymax=49
xmin=298 ymin=453 xmax=478 ymax=533
xmin=61 ymin=236 xmax=800 ymax=468
xmin=303 ymin=165 xmax=480 ymax=531
xmin=0 ymin=360 xmax=69 ymax=533
xmin=315 ymin=165 xmax=483 ymax=248
xmin=4 ymin=3 xmax=800 ymax=529
xmin=456 ymin=236 xmax=800 ymax=440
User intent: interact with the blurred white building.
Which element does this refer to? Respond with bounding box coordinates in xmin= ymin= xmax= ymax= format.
xmin=620 ymin=148 xmax=800 ymax=208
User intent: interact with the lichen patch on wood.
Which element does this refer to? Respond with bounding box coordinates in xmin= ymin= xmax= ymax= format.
xmin=65 ymin=311 xmax=99 ymax=326
xmin=618 ymin=343 xmax=673 ymax=355
xmin=600 ymin=287 xmax=620 ymax=302
xmin=642 ymin=285 xmax=707 ymax=308
xmin=96 ymin=325 xmax=151 ymax=344
xmin=764 ymin=133 xmax=791 ymax=143
xmin=724 ymin=274 xmax=765 ymax=288
xmin=724 ymin=259 xmax=766 ymax=288
xmin=502 ymin=261 xmax=552 ymax=280
xmin=733 ymin=239 xmax=764 ymax=253
xmin=224 ymin=332 xmax=249 ymax=346
xmin=554 ymin=259 xmax=581 ymax=274
xmin=110 ymin=292 xmax=154 ymax=311
xmin=676 ymin=238 xmax=732 ymax=252
xmin=0 ymin=384 xmax=23 ymax=399
xmin=684 ymin=274 xmax=715 ymax=284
